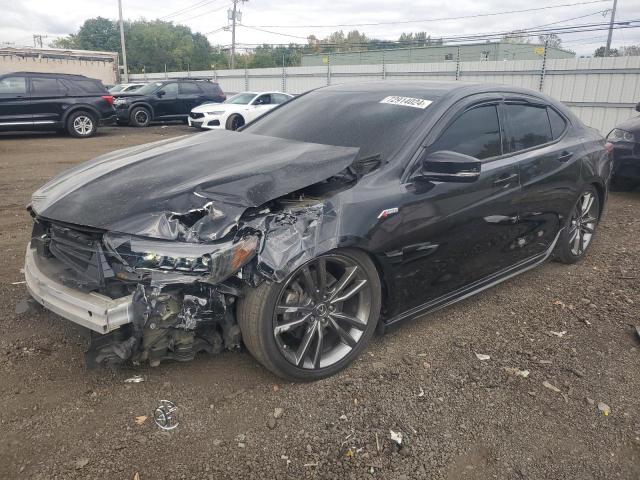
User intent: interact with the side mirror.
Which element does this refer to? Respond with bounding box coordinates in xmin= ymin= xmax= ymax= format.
xmin=416 ymin=150 xmax=481 ymax=183
xmin=636 ymin=102 xmax=640 ymax=113
xmin=156 ymin=90 xmax=166 ymax=97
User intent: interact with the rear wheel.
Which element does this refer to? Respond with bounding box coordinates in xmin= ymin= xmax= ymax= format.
xmin=237 ymin=249 xmax=381 ymax=381
xmin=555 ymin=186 xmax=600 ymax=264
xmin=225 ymin=114 xmax=245 ymax=131
xmin=129 ymin=106 xmax=151 ymax=127
xmin=67 ymin=111 xmax=96 ymax=138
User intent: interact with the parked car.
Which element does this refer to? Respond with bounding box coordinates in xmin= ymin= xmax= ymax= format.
xmin=113 ymin=79 xmax=225 ymax=127
xmin=188 ymin=91 xmax=293 ymax=130
xmin=607 ymin=103 xmax=640 ymax=190
xmin=24 ymin=81 xmax=611 ymax=380
xmin=109 ymin=83 xmax=145 ymax=94
xmin=0 ymin=72 xmax=116 ymax=137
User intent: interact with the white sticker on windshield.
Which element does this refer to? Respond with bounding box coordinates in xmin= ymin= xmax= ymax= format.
xmin=380 ymin=96 xmax=432 ymax=109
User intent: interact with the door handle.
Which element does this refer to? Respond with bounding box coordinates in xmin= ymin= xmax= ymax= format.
xmin=493 ymin=173 xmax=519 ymax=186
xmin=557 ymin=151 xmax=573 ymax=162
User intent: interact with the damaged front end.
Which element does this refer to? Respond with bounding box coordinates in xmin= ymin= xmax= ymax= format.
xmin=27 ymin=216 xmax=258 ymax=367
xmin=24 ymin=130 xmax=364 ymax=368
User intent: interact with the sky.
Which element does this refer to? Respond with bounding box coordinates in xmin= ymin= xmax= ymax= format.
xmin=1 ymin=0 xmax=639 ymax=57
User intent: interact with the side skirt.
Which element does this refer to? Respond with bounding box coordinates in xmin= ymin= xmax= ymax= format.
xmin=380 ymin=228 xmax=563 ymax=333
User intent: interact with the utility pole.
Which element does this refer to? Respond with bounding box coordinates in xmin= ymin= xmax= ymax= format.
xmin=118 ymin=0 xmax=129 ymax=82
xmin=229 ymin=0 xmax=247 ymax=69
xmin=32 ymin=35 xmax=45 ymax=48
xmin=605 ymin=0 xmax=618 ymax=57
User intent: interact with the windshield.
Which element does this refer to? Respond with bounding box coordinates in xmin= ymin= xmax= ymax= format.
xmin=135 ymin=82 xmax=163 ymax=95
xmin=224 ymin=93 xmax=257 ymax=105
xmin=124 ymin=84 xmax=142 ymax=92
xmin=109 ymin=85 xmax=125 ymax=93
xmin=244 ymin=89 xmax=433 ymax=161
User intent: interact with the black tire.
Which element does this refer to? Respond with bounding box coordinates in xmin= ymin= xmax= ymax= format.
xmin=555 ymin=185 xmax=600 ymax=264
xmin=129 ymin=106 xmax=151 ymax=127
xmin=66 ymin=111 xmax=97 ymax=138
xmin=225 ymin=114 xmax=245 ymax=131
xmin=237 ymin=248 xmax=381 ymax=381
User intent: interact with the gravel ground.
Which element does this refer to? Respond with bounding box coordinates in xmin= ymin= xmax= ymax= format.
xmin=0 ymin=125 xmax=639 ymax=480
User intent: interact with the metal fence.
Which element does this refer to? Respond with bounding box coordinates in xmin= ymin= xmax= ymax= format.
xmin=130 ymin=55 xmax=640 ymax=134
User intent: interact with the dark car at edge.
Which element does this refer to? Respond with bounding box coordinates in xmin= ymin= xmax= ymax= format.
xmin=23 ymin=81 xmax=612 ymax=381
xmin=113 ymin=79 xmax=226 ymax=127
xmin=607 ymin=102 xmax=640 ymax=190
xmin=0 ymin=72 xmax=116 ymax=137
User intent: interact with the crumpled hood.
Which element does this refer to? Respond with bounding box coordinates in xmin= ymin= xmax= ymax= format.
xmin=31 ymin=130 xmax=359 ymax=242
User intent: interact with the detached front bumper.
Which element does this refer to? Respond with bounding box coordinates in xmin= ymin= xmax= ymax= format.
xmin=24 ymin=244 xmax=133 ymax=334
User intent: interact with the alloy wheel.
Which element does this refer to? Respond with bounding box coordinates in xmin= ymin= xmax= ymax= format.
xmin=73 ymin=115 xmax=93 ymax=136
xmin=568 ymin=191 xmax=598 ymax=256
xmin=272 ymin=256 xmax=373 ymax=370
xmin=135 ymin=110 xmax=149 ymax=125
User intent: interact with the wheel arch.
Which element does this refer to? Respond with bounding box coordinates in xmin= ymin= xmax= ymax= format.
xmin=129 ymin=102 xmax=155 ymax=119
xmin=226 ymin=112 xmax=245 ymax=130
xmin=62 ymin=105 xmax=100 ymax=124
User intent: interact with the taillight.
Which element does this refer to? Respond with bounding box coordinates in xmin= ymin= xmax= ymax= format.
xmin=604 ymin=142 xmax=614 ymax=154
xmin=101 ymin=95 xmax=114 ymax=106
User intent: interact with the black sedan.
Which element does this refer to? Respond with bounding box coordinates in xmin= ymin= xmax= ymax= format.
xmin=24 ymin=81 xmax=611 ymax=381
xmin=607 ymin=103 xmax=640 ymax=190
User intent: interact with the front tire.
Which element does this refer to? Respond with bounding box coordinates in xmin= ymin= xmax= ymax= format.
xmin=225 ymin=113 xmax=245 ymax=131
xmin=555 ymin=186 xmax=600 ymax=264
xmin=129 ymin=106 xmax=151 ymax=127
xmin=67 ymin=111 xmax=97 ymax=138
xmin=237 ymin=249 xmax=381 ymax=381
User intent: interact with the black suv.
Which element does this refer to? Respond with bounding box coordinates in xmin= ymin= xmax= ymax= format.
xmin=113 ymin=79 xmax=226 ymax=127
xmin=0 ymin=72 xmax=116 ymax=138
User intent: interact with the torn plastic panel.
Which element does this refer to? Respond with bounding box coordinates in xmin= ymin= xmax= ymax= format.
xmin=30 ymin=130 xmax=360 ymax=243
xmin=239 ymin=198 xmax=341 ymax=284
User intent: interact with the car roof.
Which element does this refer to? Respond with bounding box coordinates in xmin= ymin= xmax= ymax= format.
xmin=318 ymin=80 xmax=551 ymax=102
xmin=2 ymin=71 xmax=93 ymax=79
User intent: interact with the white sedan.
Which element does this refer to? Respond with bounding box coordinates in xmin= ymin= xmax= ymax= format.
xmin=188 ymin=91 xmax=293 ymax=130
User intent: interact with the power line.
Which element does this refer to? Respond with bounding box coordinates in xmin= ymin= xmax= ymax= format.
xmin=228 ymin=21 xmax=640 ymax=48
xmin=240 ymin=24 xmax=309 ymax=40
xmin=243 ymin=0 xmax=611 ymax=29
xmin=159 ymin=0 xmax=220 ymax=20
xmin=176 ymin=3 xmax=231 ymax=24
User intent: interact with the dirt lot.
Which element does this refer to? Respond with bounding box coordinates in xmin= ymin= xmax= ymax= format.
xmin=1 ymin=125 xmax=639 ymax=480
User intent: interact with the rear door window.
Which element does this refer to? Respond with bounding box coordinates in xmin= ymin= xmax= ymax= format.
xmin=71 ymin=79 xmax=104 ymax=94
xmin=503 ymin=104 xmax=553 ymax=152
xmin=179 ymin=82 xmax=200 ymax=94
xmin=31 ymin=77 xmax=67 ymax=96
xmin=429 ymin=105 xmax=502 ymax=160
xmin=0 ymin=76 xmax=26 ymax=95
xmin=272 ymin=93 xmax=291 ymax=104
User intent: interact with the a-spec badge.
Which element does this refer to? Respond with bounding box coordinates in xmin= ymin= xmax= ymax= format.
xmin=377 ymin=207 xmax=399 ymax=219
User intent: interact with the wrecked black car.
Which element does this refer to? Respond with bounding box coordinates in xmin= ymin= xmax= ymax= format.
xmin=24 ymin=81 xmax=611 ymax=381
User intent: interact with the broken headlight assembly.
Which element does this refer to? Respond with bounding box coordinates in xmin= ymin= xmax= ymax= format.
xmin=103 ymin=232 xmax=259 ymax=283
